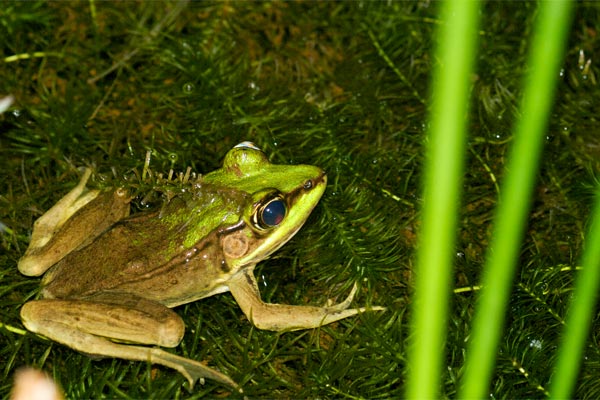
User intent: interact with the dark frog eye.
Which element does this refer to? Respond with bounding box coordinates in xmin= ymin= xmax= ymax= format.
xmin=259 ymin=197 xmax=287 ymax=228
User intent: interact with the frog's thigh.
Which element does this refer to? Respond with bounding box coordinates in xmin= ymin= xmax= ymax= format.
xmin=19 ymin=169 xmax=131 ymax=277
xmin=18 ymin=170 xmax=99 ymax=276
xmin=228 ymin=270 xmax=375 ymax=331
xmin=20 ymin=298 xmax=238 ymax=389
xmin=28 ymin=169 xmax=95 ymax=242
xmin=21 ymin=296 xmax=184 ymax=347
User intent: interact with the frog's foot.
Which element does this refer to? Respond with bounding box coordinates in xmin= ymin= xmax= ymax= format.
xmin=229 ymin=270 xmax=385 ymax=332
xmin=20 ymin=296 xmax=241 ymax=392
xmin=325 ymin=282 xmax=386 ymax=313
xmin=149 ymin=347 xmax=240 ymax=391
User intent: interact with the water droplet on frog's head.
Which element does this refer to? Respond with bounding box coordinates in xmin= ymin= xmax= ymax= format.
xmin=182 ymin=82 xmax=195 ymax=94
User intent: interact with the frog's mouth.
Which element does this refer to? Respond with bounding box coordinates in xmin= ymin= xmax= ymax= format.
xmin=286 ymin=170 xmax=327 ymax=207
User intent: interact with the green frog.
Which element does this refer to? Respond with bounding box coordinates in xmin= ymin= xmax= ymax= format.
xmin=18 ymin=142 xmax=383 ymax=390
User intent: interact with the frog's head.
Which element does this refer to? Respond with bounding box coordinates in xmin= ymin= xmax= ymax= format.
xmin=204 ymin=142 xmax=326 ymax=272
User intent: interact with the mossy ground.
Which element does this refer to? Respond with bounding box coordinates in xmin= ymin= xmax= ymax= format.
xmin=1 ymin=2 xmax=599 ymax=398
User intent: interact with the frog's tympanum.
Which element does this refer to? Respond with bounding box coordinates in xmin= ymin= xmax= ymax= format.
xmin=18 ymin=142 xmax=383 ymax=390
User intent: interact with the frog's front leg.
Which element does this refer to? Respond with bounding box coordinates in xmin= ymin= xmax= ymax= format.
xmin=228 ymin=268 xmax=385 ymax=331
xmin=20 ymin=293 xmax=238 ymax=390
xmin=19 ymin=169 xmax=130 ymax=277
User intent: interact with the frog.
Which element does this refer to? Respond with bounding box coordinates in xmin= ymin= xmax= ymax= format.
xmin=18 ymin=142 xmax=384 ymax=391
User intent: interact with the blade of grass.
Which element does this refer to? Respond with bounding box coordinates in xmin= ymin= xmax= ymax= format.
xmin=405 ymin=1 xmax=480 ymax=398
xmin=550 ymin=185 xmax=600 ymax=398
xmin=459 ymin=2 xmax=573 ymax=398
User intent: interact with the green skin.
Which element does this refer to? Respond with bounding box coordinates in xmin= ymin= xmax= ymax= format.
xmin=17 ymin=143 xmax=383 ymax=390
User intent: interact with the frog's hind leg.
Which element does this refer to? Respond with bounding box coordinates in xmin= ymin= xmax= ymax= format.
xmin=20 ymin=295 xmax=238 ymax=390
xmin=19 ymin=169 xmax=131 ymax=277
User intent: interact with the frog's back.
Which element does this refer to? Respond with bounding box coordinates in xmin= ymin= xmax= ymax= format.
xmin=41 ymin=193 xmax=243 ymax=307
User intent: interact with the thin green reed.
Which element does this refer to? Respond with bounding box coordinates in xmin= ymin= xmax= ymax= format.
xmin=551 ymin=194 xmax=600 ymax=397
xmin=405 ymin=1 xmax=479 ymax=398
xmin=460 ymin=2 xmax=573 ymax=399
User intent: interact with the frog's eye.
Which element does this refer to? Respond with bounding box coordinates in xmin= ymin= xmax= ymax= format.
xmin=258 ymin=197 xmax=287 ymax=228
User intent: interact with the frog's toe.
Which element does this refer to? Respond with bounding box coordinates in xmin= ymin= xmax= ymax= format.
xmin=154 ymin=349 xmax=241 ymax=393
xmin=325 ymin=283 xmax=385 ymax=314
xmin=325 ymin=282 xmax=358 ymax=311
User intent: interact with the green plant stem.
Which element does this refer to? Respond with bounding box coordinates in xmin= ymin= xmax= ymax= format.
xmin=550 ymin=185 xmax=600 ymax=398
xmin=459 ymin=2 xmax=573 ymax=398
xmin=405 ymin=1 xmax=479 ymax=398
